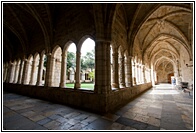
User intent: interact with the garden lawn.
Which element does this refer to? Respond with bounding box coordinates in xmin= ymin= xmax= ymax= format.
xmin=66 ymin=83 xmax=94 ymax=90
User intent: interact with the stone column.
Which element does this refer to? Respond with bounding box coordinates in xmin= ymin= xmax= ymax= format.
xmin=175 ymin=60 xmax=181 ymax=85
xmin=45 ymin=53 xmax=53 ymax=87
xmin=14 ymin=62 xmax=21 ymax=83
xmin=36 ymin=56 xmax=44 ymax=86
xmin=81 ymin=71 xmax=85 ymax=81
xmin=132 ymin=62 xmax=136 ymax=85
xmin=143 ymin=65 xmax=146 ymax=83
xmin=3 ymin=64 xmax=8 ymax=82
xmin=6 ymin=63 xmax=10 ymax=83
xmin=124 ymin=56 xmax=131 ymax=87
xmin=139 ymin=65 xmax=141 ymax=83
xmin=136 ymin=64 xmax=139 ymax=84
xmin=60 ymin=53 xmax=67 ymax=88
xmin=9 ymin=62 xmax=15 ymax=83
xmin=94 ymin=40 xmax=111 ymax=94
xmin=29 ymin=60 xmax=36 ymax=85
xmin=111 ymin=52 xmax=119 ymax=88
xmin=22 ymin=59 xmax=29 ymax=85
xmin=74 ymin=51 xmax=81 ymax=89
xmin=119 ymin=56 xmax=126 ymax=88
xmin=17 ymin=60 xmax=24 ymax=84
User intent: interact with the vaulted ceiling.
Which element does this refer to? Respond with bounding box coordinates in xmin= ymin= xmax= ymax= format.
xmin=3 ymin=3 xmax=192 ymax=63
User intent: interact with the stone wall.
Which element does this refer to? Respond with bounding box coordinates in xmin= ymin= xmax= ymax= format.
xmin=106 ymin=82 xmax=152 ymax=112
xmin=4 ymin=82 xmax=152 ymax=114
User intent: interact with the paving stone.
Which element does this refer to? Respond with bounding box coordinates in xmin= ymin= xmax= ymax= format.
xmin=67 ymin=118 xmax=80 ymax=125
xmin=48 ymin=114 xmax=62 ymax=120
xmin=81 ymin=116 xmax=97 ymax=125
xmin=56 ymin=117 xmax=69 ymax=123
xmin=88 ymin=118 xmax=113 ymax=130
xmin=43 ymin=120 xmax=61 ymax=129
xmin=147 ymin=116 xmax=160 ymax=127
xmin=29 ymin=114 xmax=46 ymax=122
xmin=54 ymin=123 xmax=72 ymax=130
xmin=107 ymin=122 xmax=124 ymax=130
xmin=145 ymin=124 xmax=160 ymax=130
xmin=37 ymin=118 xmax=52 ymax=125
xmin=3 ymin=84 xmax=193 ymax=131
xmin=69 ymin=123 xmax=86 ymax=130
xmin=21 ymin=111 xmax=36 ymax=117
xmin=102 ymin=113 xmax=120 ymax=122
xmin=123 ymin=126 xmax=137 ymax=130
xmin=133 ymin=114 xmax=149 ymax=123
xmin=116 ymin=117 xmax=136 ymax=127
xmin=160 ymin=121 xmax=188 ymax=130
xmin=73 ymin=114 xmax=89 ymax=121
xmin=122 ymin=111 xmax=137 ymax=119
xmin=63 ymin=112 xmax=80 ymax=119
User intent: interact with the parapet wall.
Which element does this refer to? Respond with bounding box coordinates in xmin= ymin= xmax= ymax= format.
xmin=106 ymin=83 xmax=152 ymax=112
xmin=3 ymin=83 xmax=152 ymax=114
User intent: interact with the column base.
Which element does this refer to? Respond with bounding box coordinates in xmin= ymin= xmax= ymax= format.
xmin=120 ymin=83 xmax=126 ymax=88
xmin=125 ymin=83 xmax=131 ymax=87
xmin=60 ymin=82 xmax=66 ymax=88
xmin=74 ymin=82 xmax=81 ymax=89
xmin=112 ymin=83 xmax=119 ymax=88
xmin=94 ymin=85 xmax=111 ymax=94
xmin=36 ymin=81 xmax=43 ymax=86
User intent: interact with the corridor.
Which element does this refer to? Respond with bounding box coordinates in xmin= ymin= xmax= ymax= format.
xmin=3 ymin=84 xmax=193 ymax=130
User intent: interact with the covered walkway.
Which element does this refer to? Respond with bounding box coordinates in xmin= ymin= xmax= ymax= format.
xmin=3 ymin=84 xmax=193 ymax=130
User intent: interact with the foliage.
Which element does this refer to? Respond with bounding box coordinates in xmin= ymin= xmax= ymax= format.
xmin=44 ymin=56 xmax=47 ymax=68
xmin=81 ymin=49 xmax=95 ymax=70
xmin=67 ymin=52 xmax=76 ymax=69
xmin=88 ymin=70 xmax=95 ymax=80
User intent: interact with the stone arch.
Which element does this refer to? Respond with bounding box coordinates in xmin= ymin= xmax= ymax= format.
xmin=124 ymin=50 xmax=131 ymax=87
xmin=110 ymin=44 xmax=120 ymax=88
xmin=77 ymin=35 xmax=95 ymax=53
xmin=118 ymin=46 xmax=126 ymax=88
xmin=150 ymin=49 xmax=178 ymax=66
xmin=143 ymin=34 xmax=191 ymax=60
xmin=37 ymin=50 xmax=46 ymax=86
xmin=25 ymin=55 xmax=33 ymax=85
xmin=29 ymin=52 xmax=40 ymax=85
xmin=13 ymin=58 xmax=21 ymax=83
xmin=154 ymin=57 xmax=175 ymax=83
xmin=76 ymin=36 xmax=95 ymax=89
xmin=9 ymin=60 xmax=17 ymax=83
xmin=3 ymin=62 xmax=9 ymax=82
xmin=51 ymin=45 xmax=62 ymax=87
xmin=111 ymin=4 xmax=128 ymax=52
xmin=60 ymin=41 xmax=76 ymax=88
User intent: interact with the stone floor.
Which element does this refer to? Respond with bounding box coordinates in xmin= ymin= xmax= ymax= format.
xmin=3 ymin=84 xmax=193 ymax=131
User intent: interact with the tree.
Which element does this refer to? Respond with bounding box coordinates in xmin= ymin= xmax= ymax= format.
xmin=44 ymin=56 xmax=47 ymax=68
xmin=67 ymin=52 xmax=76 ymax=70
xmin=89 ymin=70 xmax=95 ymax=82
xmin=82 ymin=49 xmax=95 ymax=71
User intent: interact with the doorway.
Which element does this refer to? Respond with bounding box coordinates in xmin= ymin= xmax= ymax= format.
xmin=167 ymin=73 xmax=174 ymax=84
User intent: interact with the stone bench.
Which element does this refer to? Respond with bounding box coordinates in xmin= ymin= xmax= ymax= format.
xmin=183 ymin=84 xmax=193 ymax=96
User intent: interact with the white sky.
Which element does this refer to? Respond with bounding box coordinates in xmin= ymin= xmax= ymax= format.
xmin=68 ymin=38 xmax=95 ymax=56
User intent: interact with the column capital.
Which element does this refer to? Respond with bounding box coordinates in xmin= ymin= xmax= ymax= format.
xmin=76 ymin=51 xmax=81 ymax=56
xmin=112 ymin=52 xmax=118 ymax=57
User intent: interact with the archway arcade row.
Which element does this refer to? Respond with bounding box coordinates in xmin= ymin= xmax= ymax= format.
xmin=3 ymin=38 xmax=154 ymax=91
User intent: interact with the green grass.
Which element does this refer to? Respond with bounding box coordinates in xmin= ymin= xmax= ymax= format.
xmin=66 ymin=83 xmax=94 ymax=90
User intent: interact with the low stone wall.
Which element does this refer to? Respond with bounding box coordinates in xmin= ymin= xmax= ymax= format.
xmin=3 ymin=82 xmax=152 ymax=114
xmin=106 ymin=82 xmax=152 ymax=112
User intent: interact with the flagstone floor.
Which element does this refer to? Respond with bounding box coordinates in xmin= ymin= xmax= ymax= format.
xmin=3 ymin=84 xmax=193 ymax=131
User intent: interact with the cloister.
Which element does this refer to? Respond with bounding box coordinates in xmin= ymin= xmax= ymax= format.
xmin=3 ymin=2 xmax=194 ymax=130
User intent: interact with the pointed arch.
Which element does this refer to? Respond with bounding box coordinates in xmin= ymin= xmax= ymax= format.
xmin=51 ymin=45 xmax=62 ymax=87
